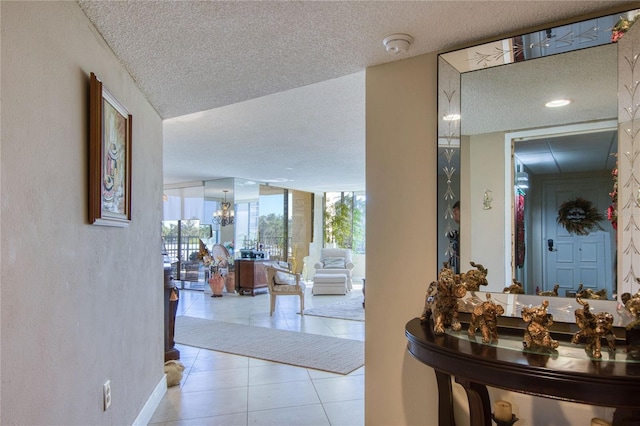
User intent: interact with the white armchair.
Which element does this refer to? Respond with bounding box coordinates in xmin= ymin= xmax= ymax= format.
xmin=314 ymin=248 xmax=354 ymax=290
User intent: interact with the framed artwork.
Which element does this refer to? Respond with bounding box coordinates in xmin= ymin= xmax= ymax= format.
xmin=89 ymin=72 xmax=132 ymax=227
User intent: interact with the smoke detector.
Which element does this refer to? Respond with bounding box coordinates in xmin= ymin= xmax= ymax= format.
xmin=383 ymin=34 xmax=413 ymax=55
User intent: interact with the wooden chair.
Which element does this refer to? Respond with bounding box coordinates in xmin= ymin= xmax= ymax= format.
xmin=265 ymin=266 xmax=305 ymax=316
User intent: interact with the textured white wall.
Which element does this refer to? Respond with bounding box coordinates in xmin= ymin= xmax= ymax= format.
xmin=1 ymin=2 xmax=164 ymax=424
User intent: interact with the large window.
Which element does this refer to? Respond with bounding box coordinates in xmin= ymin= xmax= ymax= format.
xmin=324 ymin=192 xmax=365 ymax=254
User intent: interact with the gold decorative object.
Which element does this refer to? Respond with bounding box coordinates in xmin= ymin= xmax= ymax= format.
xmin=504 ymin=279 xmax=525 ymax=294
xmin=460 ymin=261 xmax=488 ymax=292
xmin=571 ymin=297 xmax=616 ymax=358
xmin=578 ymin=287 xmax=608 ymax=300
xmin=420 ymin=263 xmax=467 ymax=335
xmin=622 ymin=288 xmax=640 ymax=327
xmin=419 ymin=281 xmax=438 ymax=322
xmin=522 ymin=300 xmax=559 ymax=350
xmin=468 ymin=293 xmax=504 ymax=343
xmin=537 ymin=283 xmax=559 ymax=297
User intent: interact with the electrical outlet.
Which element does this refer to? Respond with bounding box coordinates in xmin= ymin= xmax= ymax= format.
xmin=103 ymin=380 xmax=111 ymax=410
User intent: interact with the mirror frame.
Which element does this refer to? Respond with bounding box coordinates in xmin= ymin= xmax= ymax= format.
xmin=437 ymin=7 xmax=640 ymax=313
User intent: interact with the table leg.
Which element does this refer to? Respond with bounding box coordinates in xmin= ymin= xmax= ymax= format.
xmin=434 ymin=369 xmax=456 ymax=426
xmin=455 ymin=377 xmax=491 ymax=426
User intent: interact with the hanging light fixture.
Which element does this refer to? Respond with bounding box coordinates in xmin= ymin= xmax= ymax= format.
xmin=212 ymin=190 xmax=234 ymax=226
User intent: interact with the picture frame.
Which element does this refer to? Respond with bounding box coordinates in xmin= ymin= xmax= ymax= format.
xmin=89 ymin=72 xmax=132 ymax=227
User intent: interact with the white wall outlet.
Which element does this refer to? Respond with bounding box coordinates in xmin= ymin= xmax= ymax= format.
xmin=103 ymin=380 xmax=112 ymax=410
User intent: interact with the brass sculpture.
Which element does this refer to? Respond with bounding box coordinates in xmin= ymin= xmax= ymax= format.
xmin=420 ymin=263 xmax=467 ymax=335
xmin=577 ymin=287 xmax=608 ymax=300
xmin=503 ymin=279 xmax=525 ymax=294
xmin=468 ymin=293 xmax=504 ymax=343
xmin=621 ymin=289 xmax=640 ymax=331
xmin=622 ymin=289 xmax=640 ymax=320
xmin=419 ymin=281 xmax=438 ymax=322
xmin=622 ymin=288 xmax=640 ymax=355
xmin=571 ymin=297 xmax=616 ymax=358
xmin=460 ymin=261 xmax=488 ymax=291
xmin=522 ymin=300 xmax=559 ymax=350
xmin=537 ymin=283 xmax=560 ymax=297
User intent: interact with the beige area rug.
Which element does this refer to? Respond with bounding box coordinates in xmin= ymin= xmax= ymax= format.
xmin=304 ymin=298 xmax=365 ymax=321
xmin=175 ymin=316 xmax=364 ymax=375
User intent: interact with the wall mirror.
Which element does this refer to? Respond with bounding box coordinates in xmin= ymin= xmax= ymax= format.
xmin=437 ymin=9 xmax=640 ymax=314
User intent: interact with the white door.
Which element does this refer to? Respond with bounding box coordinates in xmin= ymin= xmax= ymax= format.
xmin=543 ymin=180 xmax=613 ymax=297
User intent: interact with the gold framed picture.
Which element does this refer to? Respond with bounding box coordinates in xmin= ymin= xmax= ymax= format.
xmin=88 ymin=72 xmax=132 ymax=227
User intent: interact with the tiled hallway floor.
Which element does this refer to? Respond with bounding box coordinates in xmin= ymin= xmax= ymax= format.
xmin=149 ymin=283 xmax=365 ymax=426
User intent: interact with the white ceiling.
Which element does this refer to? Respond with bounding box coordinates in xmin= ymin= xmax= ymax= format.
xmin=462 ymin=43 xmax=618 ymax=175
xmin=77 ymin=1 xmax=633 ymax=193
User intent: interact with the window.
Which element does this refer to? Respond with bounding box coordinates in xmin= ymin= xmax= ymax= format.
xmin=324 ymin=192 xmax=365 ymax=254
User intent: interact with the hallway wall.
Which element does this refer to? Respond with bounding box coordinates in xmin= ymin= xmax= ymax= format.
xmin=1 ymin=2 xmax=164 ymax=424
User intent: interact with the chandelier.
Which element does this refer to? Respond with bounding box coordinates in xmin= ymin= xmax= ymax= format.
xmin=212 ymin=190 xmax=234 ymax=227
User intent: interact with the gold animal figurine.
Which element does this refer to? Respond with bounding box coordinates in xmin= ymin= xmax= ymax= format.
xmin=622 ymin=290 xmax=640 ymax=328
xmin=421 ymin=263 xmax=467 ymax=335
xmin=460 ymin=261 xmax=488 ymax=292
xmin=419 ymin=281 xmax=438 ymax=323
xmin=623 ymin=290 xmax=640 ymax=314
xmin=537 ymin=283 xmax=560 ymax=297
xmin=522 ymin=300 xmax=559 ymax=350
xmin=468 ymin=293 xmax=505 ymax=344
xmin=578 ymin=287 xmax=608 ymax=300
xmin=571 ymin=297 xmax=615 ymax=358
xmin=503 ymin=279 xmax=525 ymax=294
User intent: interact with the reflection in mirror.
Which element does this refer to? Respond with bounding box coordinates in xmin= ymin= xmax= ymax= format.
xmin=258 ymin=184 xmax=288 ymax=260
xmin=204 ymin=178 xmax=235 ymax=249
xmin=233 ymin=178 xmax=260 ymax=254
xmin=511 ymin=124 xmax=617 ymax=298
xmin=437 ymin=9 xmax=639 ymax=311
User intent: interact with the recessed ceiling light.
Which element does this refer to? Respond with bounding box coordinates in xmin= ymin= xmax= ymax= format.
xmin=545 ymin=99 xmax=571 ymax=108
xmin=443 ymin=113 xmax=461 ymax=121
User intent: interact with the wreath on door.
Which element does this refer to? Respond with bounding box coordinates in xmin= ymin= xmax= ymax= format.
xmin=556 ymin=197 xmax=604 ymax=235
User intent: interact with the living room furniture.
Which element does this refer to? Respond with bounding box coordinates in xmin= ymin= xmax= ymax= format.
xmin=405 ymin=317 xmax=640 ymax=426
xmin=265 ymin=266 xmax=306 ymax=316
xmin=314 ymin=248 xmax=354 ymax=290
xmin=313 ymin=273 xmax=348 ymax=295
xmin=235 ymin=259 xmax=269 ymax=296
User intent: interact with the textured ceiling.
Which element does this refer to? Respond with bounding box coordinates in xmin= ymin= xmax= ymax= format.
xmin=77 ymin=1 xmax=634 ymax=193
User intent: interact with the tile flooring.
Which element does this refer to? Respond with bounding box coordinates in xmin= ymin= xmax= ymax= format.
xmin=149 ymin=282 xmax=365 ymax=425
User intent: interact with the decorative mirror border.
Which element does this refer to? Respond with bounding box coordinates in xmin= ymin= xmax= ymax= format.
xmin=617 ymin=23 xmax=640 ymax=297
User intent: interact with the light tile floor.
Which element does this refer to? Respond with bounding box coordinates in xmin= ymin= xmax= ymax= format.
xmin=149 ymin=282 xmax=365 ymax=426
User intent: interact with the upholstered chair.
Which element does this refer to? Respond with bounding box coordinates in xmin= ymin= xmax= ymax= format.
xmin=314 ymin=248 xmax=354 ymax=290
xmin=265 ymin=266 xmax=306 ymax=316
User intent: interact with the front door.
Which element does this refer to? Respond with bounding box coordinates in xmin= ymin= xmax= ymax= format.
xmin=543 ymin=179 xmax=613 ymax=297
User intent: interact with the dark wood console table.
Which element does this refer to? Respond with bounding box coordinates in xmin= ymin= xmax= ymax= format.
xmin=235 ymin=259 xmax=269 ymax=296
xmin=405 ymin=318 xmax=640 ymax=426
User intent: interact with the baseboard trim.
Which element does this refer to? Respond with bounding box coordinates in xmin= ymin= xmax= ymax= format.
xmin=132 ymin=375 xmax=167 ymax=425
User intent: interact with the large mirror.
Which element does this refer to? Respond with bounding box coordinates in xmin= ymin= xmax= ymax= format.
xmin=437 ymin=9 xmax=640 ymax=307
